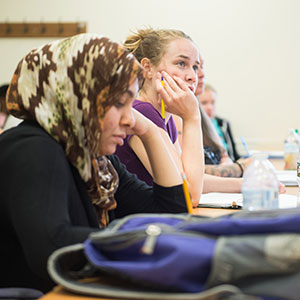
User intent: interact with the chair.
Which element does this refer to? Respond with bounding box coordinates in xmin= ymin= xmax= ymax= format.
xmin=0 ymin=287 xmax=43 ymax=299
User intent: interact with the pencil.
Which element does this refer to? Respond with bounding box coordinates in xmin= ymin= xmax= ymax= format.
xmin=182 ymin=173 xmax=193 ymax=214
xmin=160 ymin=75 xmax=165 ymax=120
xmin=240 ymin=136 xmax=250 ymax=157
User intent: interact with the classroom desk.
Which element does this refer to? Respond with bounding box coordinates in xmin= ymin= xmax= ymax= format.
xmin=40 ymin=158 xmax=299 ymax=300
xmin=193 ymin=158 xmax=299 ymax=217
xmin=193 ymin=184 xmax=298 ymax=217
xmin=270 ymin=158 xmax=298 ymax=196
xmin=41 ymin=286 xmax=115 ymax=300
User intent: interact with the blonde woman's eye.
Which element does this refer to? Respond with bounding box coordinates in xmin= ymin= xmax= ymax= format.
xmin=177 ymin=61 xmax=185 ymax=67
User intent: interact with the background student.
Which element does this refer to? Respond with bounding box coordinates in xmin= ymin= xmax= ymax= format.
xmin=0 ymin=33 xmax=188 ymax=292
xmin=174 ymin=73 xmax=252 ymax=177
xmin=198 ymin=83 xmax=240 ymax=161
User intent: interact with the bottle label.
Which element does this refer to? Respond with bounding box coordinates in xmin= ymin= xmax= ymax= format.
xmin=284 ymin=153 xmax=298 ymax=170
xmin=242 ymin=189 xmax=279 ymax=211
xmin=297 ymin=162 xmax=300 ymax=186
xmin=284 ymin=141 xmax=298 ymax=170
xmin=284 ymin=143 xmax=299 ymax=153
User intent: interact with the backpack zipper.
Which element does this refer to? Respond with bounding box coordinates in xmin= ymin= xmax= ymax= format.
xmin=141 ymin=224 xmax=162 ymax=255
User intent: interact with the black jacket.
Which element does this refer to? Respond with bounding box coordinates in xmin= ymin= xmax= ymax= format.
xmin=215 ymin=117 xmax=240 ymax=161
xmin=0 ymin=120 xmax=186 ymax=292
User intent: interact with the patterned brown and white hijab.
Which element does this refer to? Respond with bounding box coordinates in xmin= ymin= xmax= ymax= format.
xmin=6 ymin=33 xmax=144 ymax=227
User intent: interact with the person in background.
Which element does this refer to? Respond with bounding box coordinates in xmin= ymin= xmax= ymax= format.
xmin=198 ymin=83 xmax=240 ymax=161
xmin=0 ymin=33 xmax=188 ymax=293
xmin=116 ymin=28 xmax=247 ymax=207
xmin=174 ymin=73 xmax=251 ymax=177
xmin=0 ymin=84 xmax=22 ymax=133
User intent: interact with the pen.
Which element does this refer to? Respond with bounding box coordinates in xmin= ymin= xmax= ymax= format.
xmin=182 ymin=173 xmax=193 ymax=214
xmin=160 ymin=75 xmax=165 ymax=120
xmin=197 ymin=203 xmax=242 ymax=209
xmin=240 ymin=136 xmax=250 ymax=158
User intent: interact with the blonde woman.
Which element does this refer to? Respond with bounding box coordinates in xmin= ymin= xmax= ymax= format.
xmin=115 ymin=28 xmax=245 ymax=207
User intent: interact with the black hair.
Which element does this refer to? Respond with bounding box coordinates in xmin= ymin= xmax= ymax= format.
xmin=0 ymin=84 xmax=9 ymax=98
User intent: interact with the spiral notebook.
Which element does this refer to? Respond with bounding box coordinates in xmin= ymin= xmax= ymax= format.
xmin=198 ymin=193 xmax=298 ymax=209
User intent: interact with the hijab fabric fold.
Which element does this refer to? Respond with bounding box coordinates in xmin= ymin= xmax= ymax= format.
xmin=6 ymin=33 xmax=144 ymax=227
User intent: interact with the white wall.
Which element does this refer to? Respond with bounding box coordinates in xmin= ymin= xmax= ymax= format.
xmin=1 ymin=0 xmax=299 ymax=153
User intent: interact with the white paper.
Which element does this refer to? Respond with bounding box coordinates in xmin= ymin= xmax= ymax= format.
xmin=199 ymin=192 xmax=299 ymax=209
xmin=275 ymin=170 xmax=298 ymax=186
xmin=249 ymin=150 xmax=284 ymax=159
xmin=199 ymin=193 xmax=243 ymax=207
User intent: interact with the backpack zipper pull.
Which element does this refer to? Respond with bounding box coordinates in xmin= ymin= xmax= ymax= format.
xmin=140 ymin=224 xmax=161 ymax=255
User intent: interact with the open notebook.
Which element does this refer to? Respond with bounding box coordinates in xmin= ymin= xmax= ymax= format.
xmin=198 ymin=193 xmax=299 ymax=209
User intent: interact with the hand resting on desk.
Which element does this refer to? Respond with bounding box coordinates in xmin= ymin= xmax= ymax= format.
xmin=279 ymin=181 xmax=286 ymax=194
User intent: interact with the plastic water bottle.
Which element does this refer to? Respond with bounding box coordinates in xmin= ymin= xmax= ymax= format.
xmin=297 ymin=150 xmax=300 ymax=188
xmin=242 ymin=152 xmax=279 ymax=210
xmin=295 ymin=129 xmax=300 ymax=143
xmin=284 ymin=128 xmax=299 ymax=170
xmin=296 ymin=150 xmax=300 ymax=206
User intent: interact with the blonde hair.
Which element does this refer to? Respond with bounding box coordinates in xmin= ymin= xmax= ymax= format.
xmin=123 ymin=27 xmax=192 ymax=66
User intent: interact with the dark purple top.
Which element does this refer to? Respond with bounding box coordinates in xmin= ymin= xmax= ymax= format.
xmin=115 ymin=99 xmax=178 ymax=186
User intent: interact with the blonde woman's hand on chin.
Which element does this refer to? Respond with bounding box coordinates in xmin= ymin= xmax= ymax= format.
xmin=155 ymin=71 xmax=199 ymax=121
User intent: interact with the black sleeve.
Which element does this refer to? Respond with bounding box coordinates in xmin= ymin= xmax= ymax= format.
xmin=2 ymin=132 xmax=99 ymax=282
xmin=225 ymin=121 xmax=241 ymax=161
xmin=108 ymin=155 xmax=188 ymax=219
xmin=216 ymin=117 xmax=240 ymax=161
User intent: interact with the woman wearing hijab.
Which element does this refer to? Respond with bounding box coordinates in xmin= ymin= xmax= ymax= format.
xmin=0 ymin=33 xmax=187 ymax=292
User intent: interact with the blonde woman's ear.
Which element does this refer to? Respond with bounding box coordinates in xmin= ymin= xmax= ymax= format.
xmin=140 ymin=58 xmax=153 ymax=80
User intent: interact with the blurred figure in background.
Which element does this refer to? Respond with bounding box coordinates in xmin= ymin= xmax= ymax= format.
xmin=198 ymin=83 xmax=240 ymax=161
xmin=174 ymin=76 xmax=248 ymax=178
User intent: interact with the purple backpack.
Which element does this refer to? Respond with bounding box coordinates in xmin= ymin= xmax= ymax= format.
xmin=48 ymin=209 xmax=300 ymax=300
